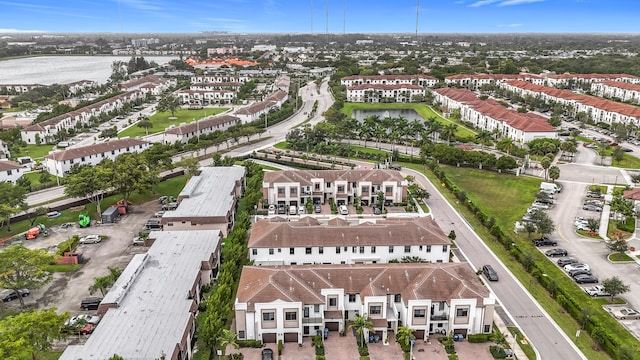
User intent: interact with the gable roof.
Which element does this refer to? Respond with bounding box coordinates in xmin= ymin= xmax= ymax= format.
xmin=164 ymin=114 xmax=240 ymax=135
xmin=263 ymin=169 xmax=405 ymax=186
xmin=44 ymin=138 xmax=148 ymax=161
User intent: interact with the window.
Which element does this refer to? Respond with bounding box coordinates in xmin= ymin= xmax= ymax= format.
xmin=352 ymin=246 xmax=357 ymax=253
xmin=404 ymin=246 xmax=411 ymax=253
xmin=361 ymin=186 xmax=369 ymax=193
xmin=326 ymin=182 xmax=331 ymax=188
xmin=484 ymin=325 xmax=491 ymax=333
xmin=290 ymin=188 xmax=297 ymax=195
xmin=315 ymin=183 xmax=320 ymax=190
xmin=285 ymin=311 xmax=297 ymax=320
xmin=269 ymin=249 xmax=274 ymax=255
xmin=319 ymin=247 xmax=324 ymax=254
xmin=277 ymin=187 xmax=285 ymax=195
xmin=385 ymin=186 xmax=393 ymax=193
xmin=443 ymin=245 xmax=448 ymax=253
xmin=359 ymin=246 xmax=365 ymax=254
xmin=306 ymin=248 xmax=312 ymax=254
xmin=6 ymin=170 xmax=11 ymax=175
xmin=314 ymin=305 xmax=320 ymax=312
xmin=371 ymin=246 xmax=376 ymax=253
xmin=456 ymin=308 xmax=468 ymax=317
xmin=290 ymin=248 xmax=295 ymax=255
xmin=394 ymin=294 xmax=401 ymax=302
xmin=389 ymin=246 xmax=394 ymax=253
xmin=252 ymin=249 xmax=257 ymax=255
xmin=426 ymin=245 xmax=431 ymax=253
xmin=263 ymin=312 xmax=275 ymax=321
xmin=336 ymin=247 xmax=341 ymax=254
xmin=329 ymin=298 xmax=337 ymax=306
xmin=414 ymin=309 xmax=426 ymax=318
xmin=349 ymin=294 xmax=356 ymax=303
xmin=370 ymin=306 xmax=381 ymax=315
xmin=304 ymin=307 xmax=310 ymax=318
xmin=239 ymin=330 xmax=245 ymax=339
xmin=337 ymin=185 xmax=345 ymax=193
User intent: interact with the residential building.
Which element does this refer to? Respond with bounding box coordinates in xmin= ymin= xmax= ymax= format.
xmin=433 ymin=88 xmax=557 ymax=143
xmin=0 ymin=84 xmax=44 ymax=94
xmin=176 ymin=89 xmax=236 ymax=106
xmin=43 ymin=138 xmax=150 ymax=177
xmin=545 ymin=73 xmax=640 ymax=88
xmin=59 ymin=230 xmax=222 ymax=360
xmin=0 ymin=160 xmax=24 ymax=183
xmin=161 ymin=166 xmax=246 ymax=236
xmin=0 ymin=140 xmax=9 ymax=159
xmin=262 ymin=169 xmax=408 ymax=207
xmin=65 ymin=80 xmax=97 ymax=95
xmin=234 ymin=90 xmax=289 ymax=124
xmin=163 ymin=114 xmax=241 ymax=144
xmin=234 ymin=263 xmax=494 ymax=344
xmin=249 ymin=216 xmax=451 ymax=265
xmin=590 ymin=80 xmax=640 ymax=104
xmin=346 ymin=84 xmax=425 ymax=103
xmin=444 ymin=74 xmax=544 ymax=90
xmin=190 ymin=74 xmax=248 ymax=84
xmin=120 ymin=75 xmax=176 ymax=96
xmin=341 ymin=75 xmax=437 ymax=88
xmin=251 ymin=44 xmax=277 ymax=52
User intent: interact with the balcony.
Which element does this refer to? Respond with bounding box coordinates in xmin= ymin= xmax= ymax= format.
xmin=302 ymin=317 xmax=323 ymax=324
xmin=431 ymin=314 xmax=448 ymax=321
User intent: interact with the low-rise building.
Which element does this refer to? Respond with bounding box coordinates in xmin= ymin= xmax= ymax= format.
xmin=0 ymin=160 xmax=24 ymax=183
xmin=341 ymin=74 xmax=437 ymax=88
xmin=43 ymin=138 xmax=150 ymax=177
xmin=59 ymin=230 xmax=222 ymax=360
xmin=163 ymin=114 xmax=241 ymax=144
xmin=262 ymin=169 xmax=408 ymax=207
xmin=346 ymin=84 xmax=425 ymax=103
xmin=161 ymin=166 xmax=246 ymax=236
xmin=591 ymin=80 xmax=640 ymax=104
xmin=249 ymin=216 xmax=451 ymax=265
xmin=234 ymin=263 xmax=494 ymax=344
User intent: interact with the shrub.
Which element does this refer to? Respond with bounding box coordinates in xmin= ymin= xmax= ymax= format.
xmin=358 ymin=345 xmax=369 ymax=356
xmin=237 ymin=340 xmax=262 ymax=348
xmin=448 ymin=355 xmax=458 ymax=360
xmin=467 ymin=334 xmax=491 ymax=343
xmin=56 ymin=235 xmax=80 ymax=256
xmin=316 ymin=356 xmax=325 ymax=360
xmin=489 ymin=345 xmax=507 ymax=358
xmin=278 ymin=339 xmax=283 ymax=356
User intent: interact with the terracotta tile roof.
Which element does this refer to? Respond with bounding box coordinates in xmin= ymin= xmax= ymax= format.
xmin=342 ymin=75 xmax=437 ymax=81
xmin=248 ymin=216 xmax=450 ymax=248
xmin=549 ymin=73 xmax=638 ymax=80
xmin=597 ymin=80 xmax=640 ymax=92
xmin=44 ymin=138 xmax=148 ymax=161
xmin=164 ymin=114 xmax=239 ymax=135
xmin=347 ymin=84 xmax=424 ymax=91
xmin=0 ymin=160 xmax=21 ymax=171
xmin=236 ymin=263 xmax=489 ymax=311
xmin=263 ymin=169 xmax=405 ymax=186
xmin=235 ymin=100 xmax=276 ymax=115
xmin=434 ymin=87 xmax=478 ymax=102
xmin=623 ymin=188 xmax=640 ymax=200
xmin=266 ymin=90 xmax=287 ymax=102
xmin=445 ymin=73 xmax=542 ymax=81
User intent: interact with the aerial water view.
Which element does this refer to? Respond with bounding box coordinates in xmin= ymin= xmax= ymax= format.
xmin=2 ymin=1 xmax=640 ymax=360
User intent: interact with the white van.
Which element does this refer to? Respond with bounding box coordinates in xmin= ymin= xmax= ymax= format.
xmin=540 ymin=182 xmax=561 ymax=193
xmin=339 ymin=205 xmax=348 ymax=215
xmin=289 ymin=205 xmax=297 ymax=215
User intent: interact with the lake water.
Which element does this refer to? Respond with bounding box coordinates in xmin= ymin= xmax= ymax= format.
xmin=0 ymin=56 xmax=178 ymax=85
xmin=352 ymin=108 xmax=424 ymax=122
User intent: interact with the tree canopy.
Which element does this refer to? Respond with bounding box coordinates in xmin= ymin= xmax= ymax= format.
xmin=0 ymin=245 xmax=54 ymax=308
xmin=0 ymin=308 xmax=69 ymax=360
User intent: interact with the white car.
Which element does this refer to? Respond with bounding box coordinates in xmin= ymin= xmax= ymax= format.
xmin=564 ymin=263 xmax=590 ymax=272
xmin=611 ymin=307 xmax=640 ymax=320
xmin=65 ymin=314 xmax=101 ymax=326
xmin=79 ymin=235 xmax=101 ymax=244
xmin=267 ymin=205 xmax=276 ymax=216
xmin=339 ymin=205 xmax=348 ymax=215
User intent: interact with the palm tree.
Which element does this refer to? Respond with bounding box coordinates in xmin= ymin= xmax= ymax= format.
xmin=475 ymin=130 xmax=493 ymax=150
xmin=218 ymin=329 xmax=239 ymax=358
xmin=348 ymin=314 xmax=374 ymax=347
xmin=498 ymin=137 xmax=514 ymax=155
xmin=396 ymin=325 xmax=416 ymax=352
xmin=440 ymin=124 xmax=458 ymax=145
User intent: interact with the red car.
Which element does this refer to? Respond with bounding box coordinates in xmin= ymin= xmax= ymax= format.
xmin=74 ymin=323 xmax=95 ymax=335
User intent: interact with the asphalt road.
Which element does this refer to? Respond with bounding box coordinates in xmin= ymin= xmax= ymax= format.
xmin=402 ymin=166 xmax=587 ymax=360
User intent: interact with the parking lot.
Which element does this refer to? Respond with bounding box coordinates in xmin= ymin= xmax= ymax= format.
xmin=7 ymin=200 xmax=160 ymax=315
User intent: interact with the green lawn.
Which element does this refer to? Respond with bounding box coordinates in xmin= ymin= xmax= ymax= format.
xmin=17 ymin=144 xmax=57 ymax=160
xmin=609 ymin=252 xmax=633 ymax=262
xmin=401 ymin=162 xmax=633 ymax=360
xmin=341 ymin=102 xmax=476 ymax=139
xmin=18 ymin=350 xmax=62 ymax=360
xmin=613 ymin=154 xmax=640 ymax=169
xmin=118 ymin=108 xmax=228 ymax=138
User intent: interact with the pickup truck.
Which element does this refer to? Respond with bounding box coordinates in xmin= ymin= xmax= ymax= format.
xmin=583 ymin=285 xmax=610 ymax=297
xmin=532 ymin=237 xmax=558 ymax=247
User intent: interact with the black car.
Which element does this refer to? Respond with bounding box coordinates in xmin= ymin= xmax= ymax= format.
xmin=80 ymin=297 xmax=103 ymax=310
xmin=1 ymin=289 xmax=30 ymax=302
xmin=574 ymin=274 xmax=598 ymax=284
xmin=545 ymin=248 xmax=567 ymax=257
xmin=557 ymin=258 xmax=577 ymax=267
xmin=261 ymin=348 xmax=274 ymax=360
xmin=569 ymin=269 xmax=592 ymax=278
xmin=533 ymin=237 xmax=558 ymax=247
xmin=482 ymin=265 xmax=499 ymax=281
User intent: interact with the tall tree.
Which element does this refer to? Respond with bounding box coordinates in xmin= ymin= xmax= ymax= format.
xmin=64 ymin=164 xmax=113 ymax=219
xmin=0 ymin=182 xmax=27 ymax=231
xmin=602 ymin=276 xmax=630 ymax=302
xmin=548 ymin=166 xmax=560 ymax=182
xmin=395 ymin=325 xmax=415 ymax=352
xmin=157 ymin=93 xmax=181 ymax=118
xmin=440 ymin=124 xmax=458 ymax=145
xmin=0 ymin=308 xmax=69 ymax=360
xmin=108 ymin=153 xmax=151 ymax=205
xmin=176 ymin=156 xmax=200 ymax=177
xmin=475 ymin=130 xmax=493 ymax=150
xmin=347 ymin=314 xmax=374 ymax=347
xmin=0 ymin=245 xmax=54 ymax=308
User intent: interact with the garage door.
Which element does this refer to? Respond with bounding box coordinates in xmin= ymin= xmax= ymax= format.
xmin=284 ymin=332 xmax=298 ymax=343
xmin=325 ymin=322 xmax=339 ymax=331
xmin=414 ymin=330 xmax=425 ymax=340
xmin=262 ymin=333 xmax=277 ymax=343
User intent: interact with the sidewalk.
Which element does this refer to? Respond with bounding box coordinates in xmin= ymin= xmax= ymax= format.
xmin=493 ymin=312 xmax=529 ymax=360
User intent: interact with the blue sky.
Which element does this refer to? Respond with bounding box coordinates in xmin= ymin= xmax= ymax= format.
xmin=1 ymin=0 xmax=638 ymax=33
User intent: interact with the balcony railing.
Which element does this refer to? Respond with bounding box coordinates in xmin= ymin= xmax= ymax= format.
xmin=302 ymin=317 xmax=323 ymax=324
xmin=430 ymin=314 xmax=449 ymax=321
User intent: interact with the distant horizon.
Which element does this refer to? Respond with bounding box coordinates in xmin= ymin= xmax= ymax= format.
xmin=2 ymin=0 xmax=640 ymax=34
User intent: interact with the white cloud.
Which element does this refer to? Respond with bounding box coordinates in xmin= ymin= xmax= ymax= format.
xmin=498 ymin=0 xmax=545 ymax=5
xmin=497 ymin=23 xmax=524 ymax=27
xmin=469 ymin=0 xmax=499 ymax=7
xmin=0 ymin=28 xmax=45 ymax=33
xmin=119 ymin=0 xmax=163 ymax=12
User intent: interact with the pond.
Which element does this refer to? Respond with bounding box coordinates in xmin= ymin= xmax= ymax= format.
xmin=351 ymin=108 xmax=424 ymax=122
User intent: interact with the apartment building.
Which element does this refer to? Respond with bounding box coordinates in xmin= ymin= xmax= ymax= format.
xmin=433 ymin=88 xmax=557 ymax=143
xmin=249 ymin=216 xmax=451 ymax=265
xmin=234 ymin=263 xmax=494 ymax=344
xmin=0 ymin=160 xmax=25 ymax=183
xmin=59 ymin=230 xmax=222 ymax=360
xmin=43 ymin=138 xmax=150 ymax=177
xmin=0 ymin=84 xmax=44 ymax=94
xmin=545 ymin=73 xmax=640 ymax=88
xmin=346 ymin=84 xmax=426 ymax=103
xmin=234 ymin=90 xmax=289 ymax=124
xmin=341 ymin=74 xmax=437 ymax=88
xmin=262 ymin=169 xmax=408 ymax=207
xmin=163 ymin=114 xmax=241 ymax=144
xmin=176 ymin=89 xmax=236 ymax=106
xmin=160 ymin=166 xmax=246 ymax=236
xmin=120 ymin=74 xmax=176 ymax=95
xmin=444 ymin=74 xmax=544 ymax=90
xmin=591 ymin=80 xmax=640 ymax=104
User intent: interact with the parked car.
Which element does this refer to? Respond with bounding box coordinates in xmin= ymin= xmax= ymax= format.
xmin=373 ymin=206 xmax=382 ymax=215
xmin=132 ymin=237 xmax=146 ymax=246
xmin=298 ymin=207 xmax=305 ymax=215
xmin=339 ymin=205 xmax=349 ymax=215
xmin=1 ymin=289 xmax=30 ymax=302
xmin=161 ymin=202 xmax=178 ymax=211
xmin=557 ymin=258 xmax=577 ymax=267
xmin=80 ymin=297 xmax=102 ymax=310
xmin=533 ymin=237 xmax=558 ymax=247
xmin=575 ymin=222 xmax=590 ymax=231
xmin=267 ymin=205 xmax=276 ymax=216
xmin=531 ymin=202 xmax=551 ymax=210
xmin=564 ymin=263 xmax=590 ymax=272
xmin=569 ymin=269 xmax=592 ymax=278
xmin=79 ymin=235 xmax=101 ymax=244
xmin=583 ymin=285 xmax=610 ymax=297
xmin=582 ymin=204 xmax=602 ymax=212
xmin=586 ymin=192 xmax=603 ymax=198
xmin=262 ymin=348 xmax=274 ymax=360
xmin=154 ymin=211 xmax=165 ymax=218
xmin=289 ymin=205 xmax=297 ymax=215
xmin=69 ymin=323 xmax=95 ymax=335
xmin=64 ymin=314 xmax=101 ymax=326
xmin=314 ymin=204 xmax=321 ymax=213
xmin=611 ymin=307 xmax=640 ymax=320
xmin=545 ymin=248 xmax=568 ymax=257
xmin=277 ymin=204 xmax=286 ymax=214
xmin=621 ymin=147 xmax=633 ymax=153
xmin=574 ymin=274 xmax=598 ymax=284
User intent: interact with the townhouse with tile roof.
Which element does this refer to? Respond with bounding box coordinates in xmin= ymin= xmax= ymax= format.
xmin=262 ymin=169 xmax=408 ymax=207
xmin=544 ymin=73 xmax=640 ymax=88
xmin=234 ymin=263 xmax=494 ymax=344
xmin=43 ymin=138 xmax=150 ymax=177
xmin=341 ymin=75 xmax=437 ymax=88
xmin=234 ymin=89 xmax=289 ymax=124
xmin=65 ymin=80 xmax=97 ymax=95
xmin=444 ymin=74 xmax=545 ymax=90
xmin=346 ymin=84 xmax=426 ymax=103
xmin=433 ymin=88 xmax=557 ymax=143
xmin=248 ymin=216 xmax=451 ymax=266
xmin=0 ymin=84 xmax=44 ymax=94
xmin=591 ymin=80 xmax=640 ymax=104
xmin=499 ymin=80 xmax=640 ymax=126
xmin=120 ymin=74 xmax=176 ymax=96
xmin=163 ymin=114 xmax=241 ymax=144
xmin=176 ymin=89 xmax=236 ymax=106
xmin=20 ymin=91 xmax=142 ymax=144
